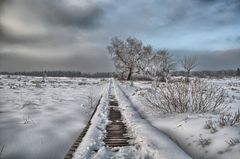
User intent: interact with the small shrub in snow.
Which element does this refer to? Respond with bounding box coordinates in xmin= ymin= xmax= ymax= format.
xmin=23 ymin=115 xmax=34 ymax=125
xmin=87 ymin=90 xmax=98 ymax=110
xmin=198 ymin=135 xmax=211 ymax=148
xmin=225 ymin=138 xmax=240 ymax=146
xmin=130 ymin=80 xmax=134 ymax=86
xmin=100 ymin=78 xmax=106 ymax=82
xmin=218 ymin=110 xmax=240 ymax=127
xmin=204 ymin=120 xmax=213 ymax=129
xmin=0 ymin=145 xmax=4 ymax=158
xmin=81 ymin=78 xmax=87 ymax=81
xmin=145 ymin=79 xmax=226 ymax=113
xmin=78 ymin=82 xmax=87 ymax=85
xmin=204 ymin=120 xmax=218 ymax=133
xmin=35 ymin=83 xmax=42 ymax=88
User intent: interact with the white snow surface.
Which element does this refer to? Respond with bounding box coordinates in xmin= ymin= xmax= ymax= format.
xmin=73 ymin=79 xmax=191 ymax=159
xmin=73 ymin=81 xmax=140 ymax=159
xmin=119 ymin=77 xmax=240 ymax=159
xmin=0 ymin=75 xmax=106 ymax=159
xmin=1 ymin=75 xmax=239 ymax=159
xmin=113 ymin=80 xmax=191 ymax=159
xmin=72 ymin=82 xmax=110 ymax=159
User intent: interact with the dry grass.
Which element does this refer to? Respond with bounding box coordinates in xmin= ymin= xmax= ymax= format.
xmin=145 ymin=79 xmax=226 ymax=113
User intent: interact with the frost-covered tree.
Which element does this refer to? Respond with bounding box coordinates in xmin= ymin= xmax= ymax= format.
xmin=181 ymin=56 xmax=199 ymax=82
xmin=42 ymin=71 xmax=47 ymax=82
xmin=107 ymin=37 xmax=152 ymax=80
xmin=145 ymin=49 xmax=175 ymax=83
xmin=237 ymin=68 xmax=240 ymax=76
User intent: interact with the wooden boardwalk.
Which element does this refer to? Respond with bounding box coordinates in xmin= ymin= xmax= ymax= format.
xmin=103 ymin=95 xmax=132 ymax=147
xmin=65 ymin=88 xmax=133 ymax=159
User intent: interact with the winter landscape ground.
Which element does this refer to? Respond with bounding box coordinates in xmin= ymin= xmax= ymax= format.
xmin=1 ymin=0 xmax=240 ymax=159
xmin=0 ymin=75 xmax=239 ymax=159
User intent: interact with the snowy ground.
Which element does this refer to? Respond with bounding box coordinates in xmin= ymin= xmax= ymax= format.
xmin=119 ymin=77 xmax=240 ymax=159
xmin=1 ymin=75 xmax=240 ymax=159
xmin=0 ymin=75 xmax=107 ymax=159
xmin=73 ymin=80 xmax=190 ymax=159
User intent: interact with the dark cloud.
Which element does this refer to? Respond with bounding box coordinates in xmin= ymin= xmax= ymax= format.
xmin=0 ymin=0 xmax=105 ymax=45
xmin=0 ymin=0 xmax=9 ymax=10
xmin=0 ymin=0 xmax=239 ymax=72
xmin=3 ymin=0 xmax=104 ymax=29
xmin=24 ymin=0 xmax=103 ymax=29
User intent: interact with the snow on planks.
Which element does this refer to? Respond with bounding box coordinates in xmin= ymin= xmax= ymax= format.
xmin=103 ymin=95 xmax=132 ymax=147
xmin=65 ymin=86 xmax=133 ymax=159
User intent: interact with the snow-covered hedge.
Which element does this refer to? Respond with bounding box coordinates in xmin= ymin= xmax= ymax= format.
xmin=145 ymin=79 xmax=226 ymax=113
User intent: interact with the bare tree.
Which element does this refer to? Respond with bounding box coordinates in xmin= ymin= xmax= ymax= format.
xmin=107 ymin=37 xmax=152 ymax=80
xmin=146 ymin=49 xmax=175 ymax=84
xmin=181 ymin=56 xmax=199 ymax=82
xmin=237 ymin=68 xmax=240 ymax=76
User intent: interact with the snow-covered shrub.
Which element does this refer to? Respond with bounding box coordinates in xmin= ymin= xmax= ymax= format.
xmin=225 ymin=138 xmax=240 ymax=146
xmin=145 ymin=79 xmax=226 ymax=113
xmin=35 ymin=82 xmax=42 ymax=88
xmin=204 ymin=120 xmax=218 ymax=133
xmin=130 ymin=80 xmax=134 ymax=86
xmin=198 ymin=135 xmax=211 ymax=148
xmin=23 ymin=115 xmax=34 ymax=125
xmin=78 ymin=82 xmax=87 ymax=85
xmin=218 ymin=110 xmax=240 ymax=127
xmin=87 ymin=89 xmax=99 ymax=110
xmin=100 ymin=78 xmax=106 ymax=82
xmin=0 ymin=145 xmax=4 ymax=158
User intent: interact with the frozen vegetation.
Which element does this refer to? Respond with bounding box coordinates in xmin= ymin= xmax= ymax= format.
xmin=0 ymin=75 xmax=240 ymax=159
xmin=0 ymin=75 xmax=106 ymax=159
xmin=119 ymin=77 xmax=240 ymax=159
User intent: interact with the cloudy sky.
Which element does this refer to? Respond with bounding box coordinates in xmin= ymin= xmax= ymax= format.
xmin=0 ymin=0 xmax=239 ymax=72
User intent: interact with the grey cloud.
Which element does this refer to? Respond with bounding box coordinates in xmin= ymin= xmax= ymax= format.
xmin=0 ymin=0 xmax=9 ymax=11
xmin=0 ymin=52 xmax=113 ymax=72
xmin=0 ymin=0 xmax=239 ymax=72
xmin=6 ymin=0 xmax=104 ymax=29
xmin=0 ymin=0 xmax=106 ymax=51
xmin=197 ymin=0 xmax=218 ymax=4
xmin=0 ymin=27 xmax=41 ymax=44
xmin=226 ymin=36 xmax=240 ymax=42
xmin=198 ymin=49 xmax=240 ymax=70
xmin=172 ymin=48 xmax=240 ymax=70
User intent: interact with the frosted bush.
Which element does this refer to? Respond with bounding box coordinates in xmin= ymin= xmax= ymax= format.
xmin=145 ymin=79 xmax=226 ymax=113
xmin=218 ymin=110 xmax=240 ymax=127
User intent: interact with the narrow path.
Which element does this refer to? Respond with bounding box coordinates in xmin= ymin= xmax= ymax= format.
xmin=64 ymin=95 xmax=102 ymax=159
xmin=103 ymin=94 xmax=132 ymax=147
xmin=65 ymin=81 xmax=190 ymax=158
xmin=65 ymin=82 xmax=135 ymax=159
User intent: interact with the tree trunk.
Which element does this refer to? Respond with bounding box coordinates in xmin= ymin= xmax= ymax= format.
xmin=160 ymin=75 xmax=166 ymax=82
xmin=126 ymin=68 xmax=132 ymax=80
xmin=185 ymin=71 xmax=190 ymax=83
xmin=119 ymin=71 xmax=124 ymax=80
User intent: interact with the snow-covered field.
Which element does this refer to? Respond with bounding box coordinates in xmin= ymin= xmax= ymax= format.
xmin=1 ymin=75 xmax=240 ymax=159
xmin=0 ymin=75 xmax=107 ymax=159
xmin=73 ymin=80 xmax=190 ymax=159
xmin=119 ymin=77 xmax=240 ymax=159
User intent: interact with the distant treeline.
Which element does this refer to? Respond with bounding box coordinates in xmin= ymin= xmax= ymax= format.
xmin=0 ymin=68 xmax=239 ymax=78
xmin=0 ymin=71 xmax=114 ymax=78
xmin=173 ymin=68 xmax=240 ymax=78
